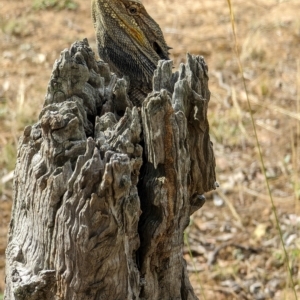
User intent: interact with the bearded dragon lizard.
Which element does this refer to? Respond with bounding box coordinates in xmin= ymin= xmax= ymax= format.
xmin=91 ymin=0 xmax=170 ymax=105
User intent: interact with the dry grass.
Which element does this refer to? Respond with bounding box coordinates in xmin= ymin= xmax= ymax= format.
xmin=0 ymin=0 xmax=300 ymax=298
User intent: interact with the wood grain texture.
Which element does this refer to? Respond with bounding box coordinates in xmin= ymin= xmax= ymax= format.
xmin=5 ymin=39 xmax=215 ymax=300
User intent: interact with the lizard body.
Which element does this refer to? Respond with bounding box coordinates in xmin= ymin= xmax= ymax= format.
xmin=91 ymin=0 xmax=170 ymax=104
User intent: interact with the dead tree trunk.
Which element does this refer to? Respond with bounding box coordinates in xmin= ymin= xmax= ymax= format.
xmin=5 ymin=39 xmax=216 ymax=300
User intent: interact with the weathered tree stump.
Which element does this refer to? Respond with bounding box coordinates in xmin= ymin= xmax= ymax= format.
xmin=5 ymin=39 xmax=216 ymax=300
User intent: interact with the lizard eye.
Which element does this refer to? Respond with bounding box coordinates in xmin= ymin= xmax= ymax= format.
xmin=128 ymin=6 xmax=138 ymax=15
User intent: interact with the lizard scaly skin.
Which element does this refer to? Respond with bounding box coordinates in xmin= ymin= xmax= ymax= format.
xmin=91 ymin=0 xmax=170 ymax=105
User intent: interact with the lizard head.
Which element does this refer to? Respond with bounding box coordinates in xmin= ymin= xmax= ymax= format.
xmin=92 ymin=0 xmax=171 ymax=85
xmin=92 ymin=0 xmax=170 ymax=61
xmin=120 ymin=0 xmax=170 ymax=60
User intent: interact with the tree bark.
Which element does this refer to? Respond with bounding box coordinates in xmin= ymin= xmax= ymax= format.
xmin=5 ymin=39 xmax=216 ymax=300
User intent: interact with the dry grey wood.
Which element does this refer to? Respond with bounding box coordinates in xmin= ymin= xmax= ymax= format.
xmin=5 ymin=39 xmax=216 ymax=300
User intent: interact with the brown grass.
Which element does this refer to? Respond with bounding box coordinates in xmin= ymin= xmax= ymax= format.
xmin=1 ymin=0 xmax=300 ymax=298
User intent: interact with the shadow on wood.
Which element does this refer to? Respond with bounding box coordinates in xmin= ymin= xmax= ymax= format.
xmin=5 ymin=39 xmax=216 ymax=300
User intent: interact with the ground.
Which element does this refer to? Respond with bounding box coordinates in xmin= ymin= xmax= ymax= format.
xmin=0 ymin=0 xmax=300 ymax=299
